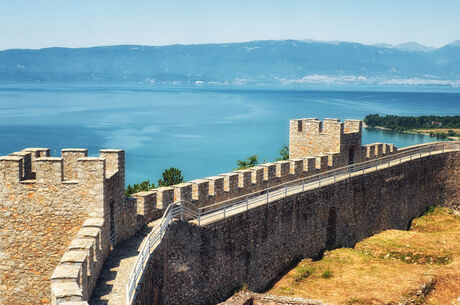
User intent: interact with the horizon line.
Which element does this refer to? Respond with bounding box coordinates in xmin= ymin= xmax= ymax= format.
xmin=1 ymin=38 xmax=459 ymax=52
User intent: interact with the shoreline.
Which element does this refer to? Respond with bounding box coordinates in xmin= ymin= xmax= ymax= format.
xmin=363 ymin=123 xmax=459 ymax=141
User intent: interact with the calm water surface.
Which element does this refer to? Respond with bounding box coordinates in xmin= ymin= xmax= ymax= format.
xmin=0 ymin=83 xmax=458 ymax=185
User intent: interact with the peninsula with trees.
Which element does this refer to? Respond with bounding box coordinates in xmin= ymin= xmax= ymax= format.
xmin=363 ymin=114 xmax=460 ymax=140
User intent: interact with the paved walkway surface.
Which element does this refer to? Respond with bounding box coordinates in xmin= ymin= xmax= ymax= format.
xmin=89 ymin=219 xmax=161 ymax=305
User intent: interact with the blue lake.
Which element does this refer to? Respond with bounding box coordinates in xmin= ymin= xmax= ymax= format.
xmin=0 ymin=83 xmax=459 ymax=185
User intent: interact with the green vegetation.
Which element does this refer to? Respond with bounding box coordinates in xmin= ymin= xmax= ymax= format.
xmin=294 ymin=266 xmax=315 ymax=282
xmin=363 ymin=114 xmax=460 ymax=131
xmin=321 ymin=269 xmax=333 ymax=279
xmin=157 ymin=167 xmax=184 ymax=187
xmin=428 ymin=130 xmax=460 ymax=138
xmin=275 ymin=143 xmax=289 ymax=161
xmin=125 ymin=180 xmax=156 ymax=196
xmin=235 ymin=155 xmax=259 ymax=170
xmin=236 ymin=143 xmax=290 ymax=170
xmin=422 ymin=205 xmax=436 ymax=216
xmin=125 ymin=167 xmax=184 ymax=196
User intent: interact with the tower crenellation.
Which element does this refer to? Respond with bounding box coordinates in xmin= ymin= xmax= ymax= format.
xmin=344 ymin=119 xmax=362 ymax=133
xmin=62 ymin=149 xmax=88 ymax=180
xmin=290 ymin=118 xmax=365 ymax=166
xmin=0 ymin=147 xmax=135 ymax=305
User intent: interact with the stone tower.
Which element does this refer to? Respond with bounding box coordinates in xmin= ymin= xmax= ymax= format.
xmin=289 ymin=118 xmax=363 ymax=166
xmin=0 ymin=148 xmax=135 ymax=305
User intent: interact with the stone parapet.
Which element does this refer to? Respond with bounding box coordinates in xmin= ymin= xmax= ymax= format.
xmin=190 ymin=179 xmax=210 ymax=207
xmin=174 ymin=182 xmax=193 ymax=202
xmin=51 ymin=217 xmax=108 ymax=304
xmin=156 ymin=186 xmax=174 ymax=209
xmin=315 ymin=155 xmax=329 ymax=172
xmin=0 ymin=148 xmax=121 ymax=187
xmin=250 ymin=166 xmax=265 ymax=190
xmin=62 ymin=149 xmax=88 ymax=181
xmin=275 ymin=161 xmax=290 ymax=182
xmin=289 ymin=118 xmax=365 ymax=166
xmin=220 ymin=172 xmax=239 ymax=194
xmin=289 ymin=159 xmax=303 ymax=178
xmin=235 ymin=169 xmax=252 ymax=189
xmin=132 ymin=191 xmax=159 ymax=223
xmin=0 ymin=147 xmax=129 ymax=305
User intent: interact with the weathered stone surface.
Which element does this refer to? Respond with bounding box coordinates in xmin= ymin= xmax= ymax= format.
xmin=289 ymin=118 xmax=370 ymax=166
xmin=219 ymin=291 xmax=328 ymax=305
xmin=132 ymin=151 xmax=459 ymax=305
xmin=0 ymin=148 xmax=131 ymax=305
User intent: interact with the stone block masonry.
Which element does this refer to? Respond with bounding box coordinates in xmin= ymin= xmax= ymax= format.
xmin=290 ymin=118 xmax=370 ymax=166
xmin=131 ymin=150 xmax=459 ymax=305
xmin=0 ymin=148 xmax=134 ymax=305
xmin=128 ymin=141 xmax=390 ymax=217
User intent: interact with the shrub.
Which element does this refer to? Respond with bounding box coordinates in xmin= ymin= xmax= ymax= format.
xmin=321 ymin=269 xmax=333 ymax=279
xmin=294 ymin=266 xmax=315 ymax=282
xmin=422 ymin=206 xmax=436 ymax=216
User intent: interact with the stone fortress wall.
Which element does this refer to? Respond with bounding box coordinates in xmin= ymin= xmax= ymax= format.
xmin=132 ymin=149 xmax=460 ymax=305
xmin=1 ymin=118 xmax=452 ymax=305
xmin=0 ymin=148 xmax=135 ymax=305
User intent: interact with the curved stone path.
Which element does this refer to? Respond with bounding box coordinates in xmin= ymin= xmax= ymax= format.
xmin=89 ymin=219 xmax=161 ymax=305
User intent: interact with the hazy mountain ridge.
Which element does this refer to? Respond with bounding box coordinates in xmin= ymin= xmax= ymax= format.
xmin=0 ymin=40 xmax=459 ymax=86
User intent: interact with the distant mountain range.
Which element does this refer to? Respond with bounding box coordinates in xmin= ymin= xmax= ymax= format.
xmin=1 ymin=39 xmax=459 ymax=86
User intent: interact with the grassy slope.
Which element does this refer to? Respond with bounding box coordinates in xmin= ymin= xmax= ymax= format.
xmin=269 ymin=207 xmax=460 ymax=305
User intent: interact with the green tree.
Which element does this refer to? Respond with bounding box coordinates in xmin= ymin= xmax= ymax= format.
xmin=157 ymin=167 xmax=184 ymax=187
xmin=275 ymin=143 xmax=289 ymax=161
xmin=125 ymin=185 xmax=133 ymax=197
xmin=125 ymin=167 xmax=185 ymax=196
xmin=125 ymin=180 xmax=155 ymax=197
xmin=236 ymin=155 xmax=259 ymax=170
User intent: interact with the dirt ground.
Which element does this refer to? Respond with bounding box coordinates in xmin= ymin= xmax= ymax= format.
xmin=268 ymin=207 xmax=460 ymax=305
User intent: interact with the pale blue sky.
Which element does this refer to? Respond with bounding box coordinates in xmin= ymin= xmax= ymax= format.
xmin=1 ymin=0 xmax=459 ymax=50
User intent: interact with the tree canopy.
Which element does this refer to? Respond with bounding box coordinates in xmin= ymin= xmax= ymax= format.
xmin=125 ymin=167 xmax=184 ymax=196
xmin=276 ymin=143 xmax=289 ymax=161
xmin=157 ymin=167 xmax=184 ymax=187
xmin=236 ymin=155 xmax=259 ymax=170
xmin=363 ymin=114 xmax=460 ymax=131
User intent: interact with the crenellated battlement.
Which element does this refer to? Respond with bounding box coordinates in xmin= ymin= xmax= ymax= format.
xmin=131 ymin=148 xmax=351 ymax=214
xmin=344 ymin=119 xmax=362 ymax=133
xmin=289 ymin=117 xmax=390 ymax=167
xmin=0 ymin=147 xmax=135 ymax=305
xmin=0 ymin=148 xmax=126 ymax=186
xmin=290 ymin=118 xmax=361 ymax=137
xmin=62 ymin=149 xmax=88 ymax=180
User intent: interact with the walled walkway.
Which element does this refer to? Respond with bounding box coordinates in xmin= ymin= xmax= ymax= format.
xmin=89 ymin=219 xmax=161 ymax=305
xmin=91 ymin=146 xmax=457 ymax=305
xmin=195 ymin=151 xmax=429 ymax=226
